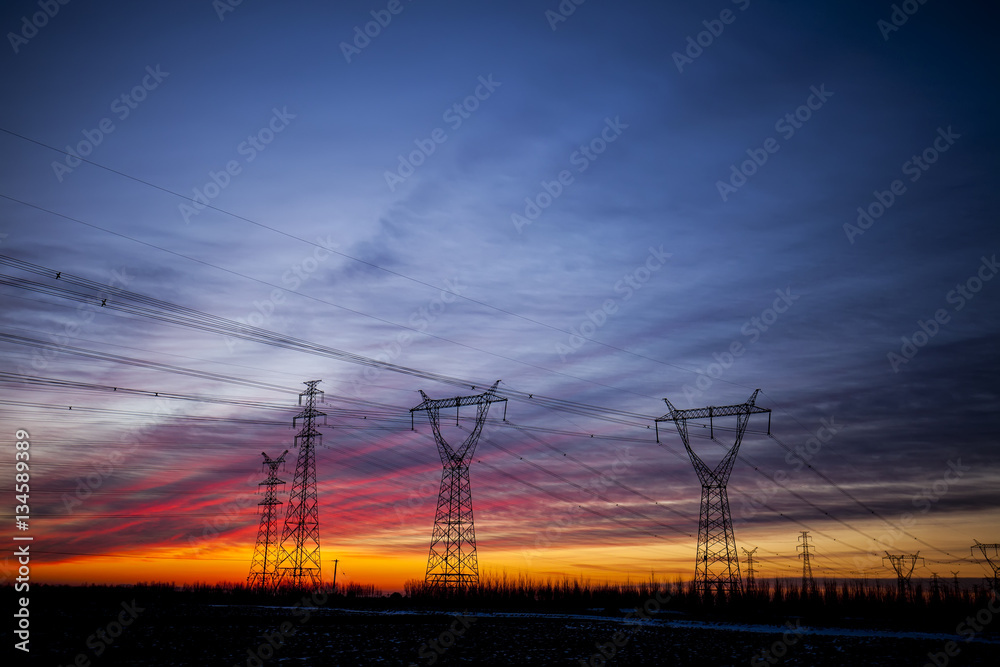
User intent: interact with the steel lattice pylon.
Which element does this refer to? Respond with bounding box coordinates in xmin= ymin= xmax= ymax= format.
xmin=798 ymin=531 xmax=816 ymax=594
xmin=656 ymin=389 xmax=771 ymax=597
xmin=275 ymin=380 xmax=326 ymax=589
xmin=411 ymin=380 xmax=507 ymax=588
xmin=247 ymin=449 xmax=288 ymax=590
xmin=883 ymin=552 xmax=923 ymax=598
xmin=972 ymin=541 xmax=1000 ymax=591
xmin=742 ymin=547 xmax=758 ymax=593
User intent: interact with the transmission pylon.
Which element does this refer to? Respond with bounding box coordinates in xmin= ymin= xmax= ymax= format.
xmin=797 ymin=531 xmax=816 ymax=594
xmin=247 ymin=449 xmax=289 ymax=590
xmin=930 ymin=572 xmax=941 ymax=598
xmin=275 ymin=380 xmax=326 ymax=589
xmin=951 ymin=571 xmax=961 ymax=595
xmin=971 ymin=540 xmax=1000 ymax=592
xmin=656 ymin=389 xmax=771 ymax=597
xmin=411 ymin=380 xmax=507 ymax=588
xmin=882 ymin=551 xmax=923 ymax=599
xmin=742 ymin=547 xmax=758 ymax=593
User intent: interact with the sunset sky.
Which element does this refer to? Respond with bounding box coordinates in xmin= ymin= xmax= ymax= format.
xmin=1 ymin=0 xmax=998 ymax=593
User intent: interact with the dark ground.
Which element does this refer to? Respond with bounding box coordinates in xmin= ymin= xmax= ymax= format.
xmin=8 ymin=587 xmax=1000 ymax=666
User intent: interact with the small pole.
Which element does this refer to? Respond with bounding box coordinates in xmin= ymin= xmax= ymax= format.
xmin=332 ymin=559 xmax=339 ymax=592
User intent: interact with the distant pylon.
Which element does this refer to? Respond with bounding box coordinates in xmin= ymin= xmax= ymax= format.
xmin=656 ymin=389 xmax=771 ymax=597
xmin=882 ymin=551 xmax=923 ymax=598
xmin=930 ymin=572 xmax=941 ymax=598
xmin=971 ymin=540 xmax=1000 ymax=591
xmin=275 ymin=380 xmax=326 ymax=589
xmin=951 ymin=571 xmax=961 ymax=595
xmin=742 ymin=547 xmax=758 ymax=593
xmin=797 ymin=531 xmax=816 ymax=594
xmin=247 ymin=449 xmax=289 ymax=589
xmin=411 ymin=381 xmax=507 ymax=588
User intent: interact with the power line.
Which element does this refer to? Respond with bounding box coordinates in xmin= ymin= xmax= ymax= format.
xmin=0 ymin=126 xmax=757 ymax=391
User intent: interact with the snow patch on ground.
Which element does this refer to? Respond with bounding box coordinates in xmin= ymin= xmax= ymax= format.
xmin=210 ymin=605 xmax=1000 ymax=645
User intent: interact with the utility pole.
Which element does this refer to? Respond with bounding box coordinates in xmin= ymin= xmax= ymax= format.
xmin=275 ymin=380 xmax=326 ymax=590
xmin=411 ymin=381 xmax=507 ymax=588
xmin=332 ymin=558 xmax=339 ymax=592
xmin=247 ymin=450 xmax=288 ymax=590
xmin=656 ymin=389 xmax=771 ymax=597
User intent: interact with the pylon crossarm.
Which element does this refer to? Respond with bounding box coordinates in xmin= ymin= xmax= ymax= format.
xmin=659 ymin=389 xmax=768 ymax=423
xmin=410 ymin=380 xmax=504 ymax=413
xmin=972 ymin=542 xmax=1000 ymax=574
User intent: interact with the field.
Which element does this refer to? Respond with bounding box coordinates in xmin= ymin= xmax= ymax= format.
xmin=14 ymin=580 xmax=1000 ymax=666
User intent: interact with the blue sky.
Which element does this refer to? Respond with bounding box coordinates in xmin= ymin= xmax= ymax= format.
xmin=1 ymin=0 xmax=998 ymax=587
